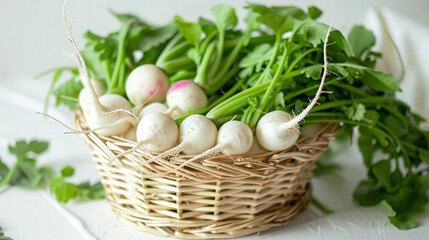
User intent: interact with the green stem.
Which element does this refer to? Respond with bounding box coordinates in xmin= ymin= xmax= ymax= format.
xmin=255 ymin=36 xmax=281 ymax=86
xmin=160 ymin=57 xmax=194 ymax=74
xmin=206 ymin=69 xmax=302 ymax=119
xmin=213 ymin=115 xmax=243 ymax=127
xmin=208 ymin=31 xmax=225 ymax=79
xmin=224 ymin=34 xmax=276 ymax=49
xmin=210 ymin=26 xmax=254 ymax=87
xmin=170 ymin=70 xmax=196 ymax=82
xmin=289 ymin=20 xmax=306 ymax=42
xmin=286 ymin=48 xmax=320 ymax=73
xmin=331 ymin=82 xmax=419 ymax=133
xmin=176 ymin=78 xmax=245 ymax=123
xmin=103 ymin=60 xmax=112 ymax=87
xmin=157 ymin=37 xmax=189 ymax=63
xmin=118 ymin=64 xmax=126 ymax=88
xmin=0 ymin=159 xmax=22 ymax=188
xmin=195 ymin=42 xmax=216 ymax=87
xmin=199 ymin=31 xmax=217 ymax=55
xmin=311 ymin=97 xmax=409 ymax=113
xmin=206 ymin=64 xmax=240 ymax=95
xmin=110 ymin=25 xmax=130 ymax=90
xmin=284 ymin=78 xmax=343 ymax=101
xmin=207 ymin=82 xmax=272 ymax=119
xmin=248 ymin=45 xmax=288 ymax=129
xmin=241 ymin=106 xmax=252 ymax=122
xmin=376 ymin=121 xmax=411 ymax=169
xmin=156 ymin=34 xmax=182 ymax=64
xmin=166 ymin=41 xmax=191 ymax=59
xmin=401 ymin=140 xmax=429 ymax=162
xmin=312 ymin=196 xmax=334 ymax=214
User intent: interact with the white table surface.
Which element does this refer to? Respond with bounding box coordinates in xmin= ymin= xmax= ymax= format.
xmin=1 ymin=1 xmax=429 ymax=239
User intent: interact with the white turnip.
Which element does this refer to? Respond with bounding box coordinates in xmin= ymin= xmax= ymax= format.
xmin=165 ymin=80 xmax=208 ymax=118
xmin=137 ymin=102 xmax=168 ymax=120
xmin=136 ymin=112 xmax=179 ymax=152
xmin=125 ymin=64 xmax=170 ymax=107
xmin=256 ymin=18 xmax=333 ymax=151
xmin=114 ymin=112 xmax=179 ymax=161
xmin=166 ymin=120 xmax=253 ymax=172
xmin=63 ymin=3 xmax=138 ymax=137
xmin=142 ymin=114 xmax=217 ymax=165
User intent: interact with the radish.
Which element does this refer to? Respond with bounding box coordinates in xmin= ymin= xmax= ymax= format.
xmin=115 ymin=112 xmax=179 ymax=162
xmin=177 ymin=114 xmax=217 ymax=154
xmin=125 ymin=64 xmax=170 ymax=107
xmin=165 ymin=80 xmax=208 ymax=118
xmin=141 ymin=114 xmax=217 ymax=165
xmin=136 ymin=112 xmax=179 ymax=152
xmin=165 ymin=120 xmax=253 ymax=172
xmin=63 ymin=4 xmax=138 ymax=137
xmin=256 ymin=18 xmax=333 ymax=152
xmin=256 ymin=111 xmax=300 ymax=151
xmin=83 ymin=94 xmax=137 ymax=136
xmin=137 ymin=102 xmax=168 ymax=120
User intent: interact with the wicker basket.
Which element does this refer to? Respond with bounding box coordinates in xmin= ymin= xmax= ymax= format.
xmin=75 ymin=109 xmax=337 ymax=239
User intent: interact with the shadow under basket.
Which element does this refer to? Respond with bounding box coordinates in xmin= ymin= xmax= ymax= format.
xmin=75 ymin=109 xmax=338 ymax=239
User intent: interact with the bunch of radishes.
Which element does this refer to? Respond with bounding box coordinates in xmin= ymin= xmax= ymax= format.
xmin=74 ymin=32 xmax=331 ymax=167
xmin=57 ymin=2 xmax=333 ymax=170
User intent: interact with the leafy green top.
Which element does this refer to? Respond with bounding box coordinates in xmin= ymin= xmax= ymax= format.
xmin=0 ymin=140 xmax=105 ymax=204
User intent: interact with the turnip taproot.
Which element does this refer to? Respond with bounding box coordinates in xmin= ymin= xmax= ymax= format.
xmin=142 ymin=114 xmax=217 ymax=165
xmin=165 ymin=80 xmax=208 ymax=118
xmin=63 ymin=3 xmax=138 ymax=137
xmin=256 ymin=17 xmax=333 ymax=151
xmin=167 ymin=120 xmax=253 ymax=172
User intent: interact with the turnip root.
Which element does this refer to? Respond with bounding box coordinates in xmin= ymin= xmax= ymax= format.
xmin=166 ymin=120 xmax=253 ymax=172
xmin=136 ymin=112 xmax=179 ymax=152
xmin=125 ymin=64 xmax=170 ymax=107
xmin=256 ymin=18 xmax=334 ymax=152
xmin=63 ymin=3 xmax=138 ymax=137
xmin=137 ymin=102 xmax=168 ymax=120
xmin=256 ymin=111 xmax=300 ymax=151
xmin=115 ymin=112 xmax=179 ymax=162
xmin=84 ymin=94 xmax=137 ymax=136
xmin=142 ymin=114 xmax=217 ymax=165
xmin=165 ymin=80 xmax=208 ymax=118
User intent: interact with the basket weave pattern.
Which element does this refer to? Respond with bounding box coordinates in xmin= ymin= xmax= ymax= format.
xmin=75 ymin=110 xmax=337 ymax=239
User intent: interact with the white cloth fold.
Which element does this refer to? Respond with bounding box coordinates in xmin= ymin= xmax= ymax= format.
xmin=366 ymin=8 xmax=429 ymax=129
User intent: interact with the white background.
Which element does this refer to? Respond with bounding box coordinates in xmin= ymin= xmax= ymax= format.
xmin=1 ymin=0 xmax=429 ymax=240
xmin=0 ymin=0 xmax=428 ymax=79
